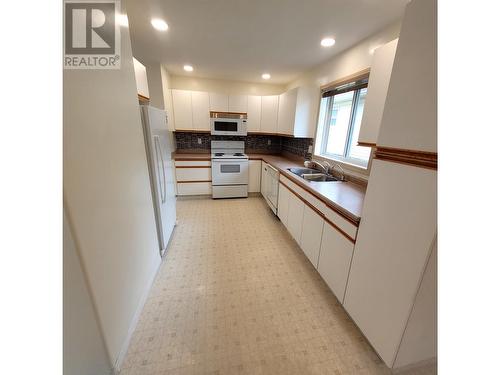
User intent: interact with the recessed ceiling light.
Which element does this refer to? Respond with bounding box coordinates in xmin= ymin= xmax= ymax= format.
xmin=117 ymin=14 xmax=128 ymax=27
xmin=320 ymin=37 xmax=336 ymax=47
xmin=151 ymin=18 xmax=168 ymax=31
xmin=262 ymin=73 xmax=271 ymax=80
xmin=183 ymin=65 xmax=194 ymax=72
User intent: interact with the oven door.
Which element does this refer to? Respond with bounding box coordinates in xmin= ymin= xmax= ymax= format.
xmin=212 ymin=160 xmax=249 ymax=185
xmin=210 ymin=118 xmax=247 ymax=136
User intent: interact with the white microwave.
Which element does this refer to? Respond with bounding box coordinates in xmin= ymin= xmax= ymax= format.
xmin=210 ymin=112 xmax=247 ymax=136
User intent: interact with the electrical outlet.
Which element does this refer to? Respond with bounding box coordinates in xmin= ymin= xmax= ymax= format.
xmin=267 ymin=139 xmax=271 ymax=145
xmin=197 ymin=138 xmax=202 ymax=145
xmin=308 ymin=145 xmax=313 ymax=153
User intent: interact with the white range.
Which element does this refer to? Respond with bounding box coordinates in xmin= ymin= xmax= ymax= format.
xmin=211 ymin=140 xmax=249 ymax=198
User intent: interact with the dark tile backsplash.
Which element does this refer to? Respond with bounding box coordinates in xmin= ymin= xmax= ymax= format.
xmin=175 ymin=132 xmax=313 ymax=159
xmin=281 ymin=137 xmax=314 ymax=159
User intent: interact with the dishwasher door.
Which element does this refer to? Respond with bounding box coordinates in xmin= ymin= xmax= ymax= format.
xmin=265 ymin=164 xmax=279 ymax=214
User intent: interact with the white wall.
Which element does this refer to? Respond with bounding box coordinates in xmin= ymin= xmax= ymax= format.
xmin=63 ymin=208 xmax=112 ymax=375
xmin=63 ymin=20 xmax=161 ymax=370
xmin=287 ymin=21 xmax=401 ymax=90
xmin=169 ymin=75 xmax=286 ymax=95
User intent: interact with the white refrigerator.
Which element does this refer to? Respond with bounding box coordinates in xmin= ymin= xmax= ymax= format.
xmin=140 ymin=105 xmax=176 ymax=257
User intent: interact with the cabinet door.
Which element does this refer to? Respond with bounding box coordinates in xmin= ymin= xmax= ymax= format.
xmin=209 ymin=92 xmax=228 ymax=112
xmin=343 ymin=159 xmax=436 ymax=367
xmin=247 ymin=96 xmax=262 ymax=132
xmin=358 ymin=39 xmax=398 ymax=145
xmin=277 ymin=89 xmax=296 ymax=135
xmin=277 ymin=183 xmax=290 ymax=226
xmin=300 ymin=205 xmax=324 ymax=268
xmin=171 ymin=89 xmax=192 ymax=130
xmin=133 ymin=57 xmax=149 ymax=98
xmin=248 ymin=160 xmax=262 ymax=193
xmin=376 ymin=0 xmax=436 ymax=152
xmin=317 ymin=222 xmax=355 ymax=303
xmin=191 ymin=91 xmax=210 ymax=131
xmin=261 ymin=162 xmax=268 ymax=197
xmin=286 ymin=192 xmax=304 ymax=243
xmin=228 ymin=95 xmax=248 ymax=113
xmin=260 ymin=95 xmax=279 ymax=133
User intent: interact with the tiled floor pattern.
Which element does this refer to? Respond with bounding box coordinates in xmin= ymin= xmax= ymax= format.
xmin=120 ymin=197 xmax=436 ymax=375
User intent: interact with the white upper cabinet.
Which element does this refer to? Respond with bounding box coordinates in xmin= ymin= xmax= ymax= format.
xmin=228 ymin=95 xmax=248 ymax=113
xmin=377 ymin=0 xmax=437 ymax=152
xmin=171 ymin=89 xmax=192 ymax=130
xmin=277 ymin=89 xmax=296 ymax=135
xmin=191 ymin=91 xmax=210 ymax=131
xmin=247 ymin=96 xmax=262 ymax=132
xmin=209 ymin=92 xmax=229 ymax=112
xmin=132 ymin=57 xmax=149 ymax=99
xmin=358 ymin=39 xmax=398 ymax=145
xmin=277 ymin=86 xmax=320 ymax=137
xmin=260 ymin=95 xmax=279 ymax=133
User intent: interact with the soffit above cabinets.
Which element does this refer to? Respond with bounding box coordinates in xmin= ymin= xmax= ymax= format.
xmin=126 ymin=0 xmax=406 ymax=84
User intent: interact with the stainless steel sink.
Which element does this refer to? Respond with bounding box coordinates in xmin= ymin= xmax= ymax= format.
xmin=288 ymin=167 xmax=322 ymax=175
xmin=287 ymin=168 xmax=339 ymax=182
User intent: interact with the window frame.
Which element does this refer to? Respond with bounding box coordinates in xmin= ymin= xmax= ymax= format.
xmin=314 ymin=71 xmax=372 ymax=171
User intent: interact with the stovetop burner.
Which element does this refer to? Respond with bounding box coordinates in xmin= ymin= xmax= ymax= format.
xmin=233 ymin=153 xmax=244 ymax=156
xmin=215 ymin=152 xmax=224 ymax=156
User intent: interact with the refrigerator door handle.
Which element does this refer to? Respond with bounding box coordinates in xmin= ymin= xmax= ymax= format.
xmin=154 ymin=136 xmax=167 ymax=204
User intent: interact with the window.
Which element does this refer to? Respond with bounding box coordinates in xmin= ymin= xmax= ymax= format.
xmin=314 ymin=78 xmax=371 ymax=168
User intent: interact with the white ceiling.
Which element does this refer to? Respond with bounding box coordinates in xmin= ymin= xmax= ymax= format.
xmin=125 ymin=0 xmax=407 ymax=84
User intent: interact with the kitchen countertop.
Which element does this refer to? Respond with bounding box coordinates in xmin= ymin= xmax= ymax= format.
xmin=173 ymin=151 xmax=366 ymax=224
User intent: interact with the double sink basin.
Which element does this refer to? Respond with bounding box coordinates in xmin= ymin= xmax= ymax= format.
xmin=288 ymin=167 xmax=340 ymax=182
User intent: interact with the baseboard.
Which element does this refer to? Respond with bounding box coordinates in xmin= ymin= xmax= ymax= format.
xmin=112 ymin=257 xmax=163 ymax=373
xmin=392 ymin=357 xmax=437 ymax=374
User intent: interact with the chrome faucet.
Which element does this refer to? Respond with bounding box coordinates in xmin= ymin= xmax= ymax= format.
xmin=312 ymin=159 xmax=330 ymax=174
xmin=330 ymin=163 xmax=346 ymax=181
xmin=312 ymin=159 xmax=346 ymax=181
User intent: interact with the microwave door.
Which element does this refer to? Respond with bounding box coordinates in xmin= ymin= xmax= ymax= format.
xmin=213 ymin=120 xmax=238 ymax=133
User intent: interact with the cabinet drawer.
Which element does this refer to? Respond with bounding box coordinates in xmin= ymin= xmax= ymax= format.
xmin=175 ymin=160 xmax=211 ymax=167
xmin=322 ymin=206 xmax=357 ymax=240
xmin=176 ymin=167 xmax=211 ymax=182
xmin=177 ymin=182 xmax=212 ymax=196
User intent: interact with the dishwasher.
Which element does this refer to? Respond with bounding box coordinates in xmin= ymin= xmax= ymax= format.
xmin=263 ymin=163 xmax=279 ymax=215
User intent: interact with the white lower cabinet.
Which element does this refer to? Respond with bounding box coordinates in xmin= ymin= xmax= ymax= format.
xmin=286 ymin=192 xmax=304 ymax=243
xmin=175 ymin=161 xmax=212 ymax=196
xmin=300 ymin=205 xmax=324 ymax=268
xmin=248 ymin=160 xmax=261 ymax=192
xmin=317 ymin=222 xmax=355 ymax=303
xmin=176 ymin=182 xmax=211 ymax=195
xmin=277 ymin=183 xmax=290 ymax=226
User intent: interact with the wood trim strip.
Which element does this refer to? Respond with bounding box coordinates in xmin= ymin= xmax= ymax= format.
xmin=174 ymin=157 xmax=211 ymax=161
xmin=176 ymin=180 xmax=212 ymax=183
xmin=138 ymin=93 xmax=150 ymax=101
xmin=374 ymin=146 xmax=437 ymax=170
xmin=320 ymin=68 xmax=371 ymax=91
xmin=278 ymin=171 xmax=360 ymax=227
xmin=323 ymin=216 xmax=356 ymax=244
xmin=357 ymin=141 xmax=376 ymax=148
xmin=173 ymin=129 xmax=211 ymax=133
xmin=175 ymin=166 xmax=211 ymax=169
xmin=279 ymin=181 xmax=355 ymax=243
